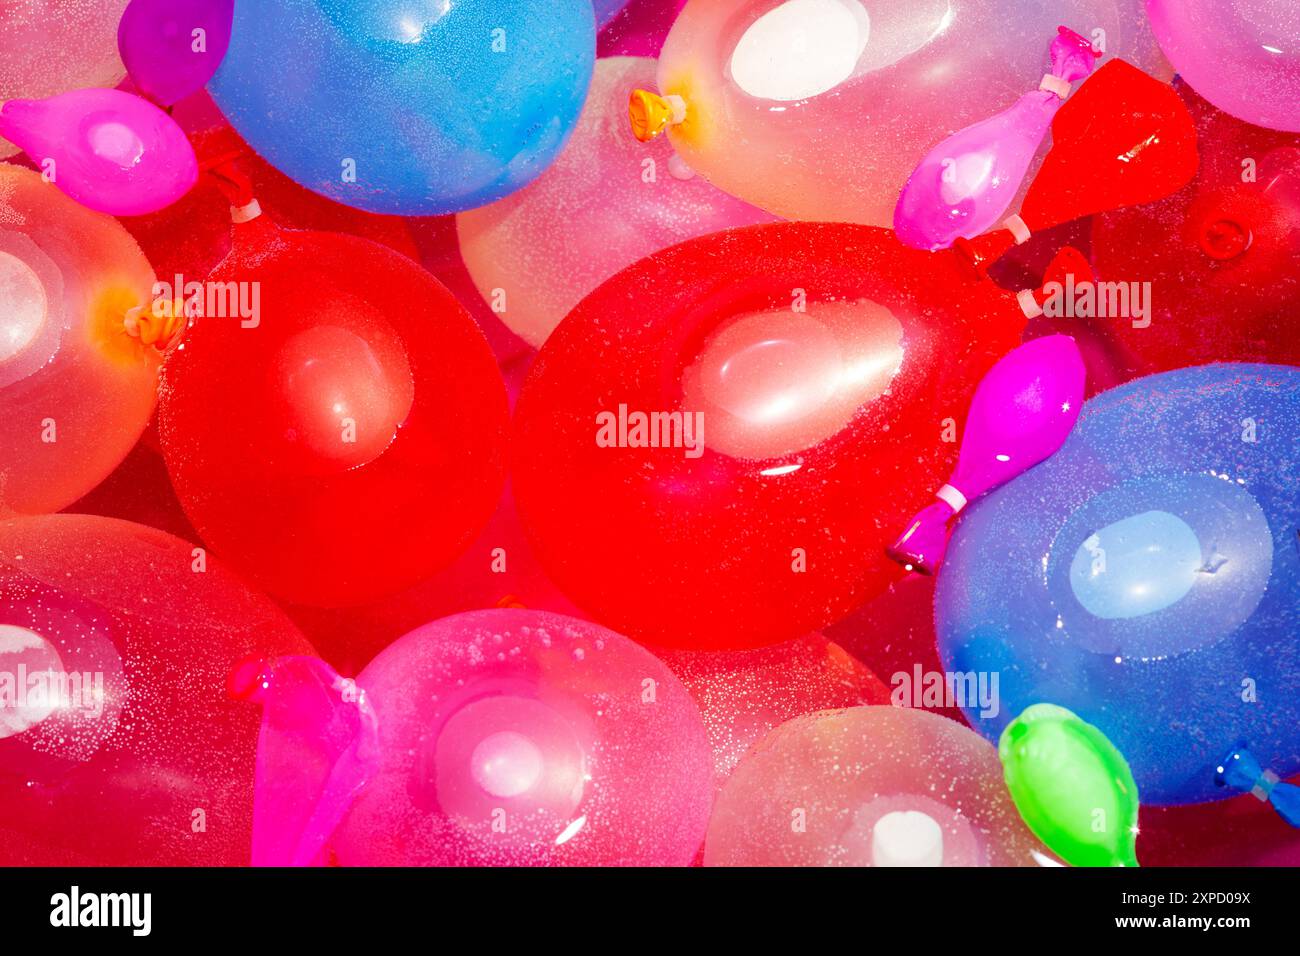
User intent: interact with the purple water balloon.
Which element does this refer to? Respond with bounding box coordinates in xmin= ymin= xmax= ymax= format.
xmin=894 ymin=27 xmax=1099 ymax=252
xmin=118 ymin=0 xmax=234 ymax=107
xmin=888 ymin=334 xmax=1086 ymax=574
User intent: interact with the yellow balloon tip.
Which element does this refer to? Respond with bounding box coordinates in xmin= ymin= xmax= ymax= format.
xmin=629 ymin=89 xmax=685 ymax=142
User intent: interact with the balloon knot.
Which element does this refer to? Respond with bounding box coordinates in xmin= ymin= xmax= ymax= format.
xmin=123 ymin=297 xmax=187 ymax=350
xmin=629 ymin=90 xmax=686 ymax=142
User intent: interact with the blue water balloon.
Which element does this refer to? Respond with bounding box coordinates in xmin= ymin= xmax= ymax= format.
xmin=936 ymin=364 xmax=1300 ymax=805
xmin=208 ymin=0 xmax=596 ymax=215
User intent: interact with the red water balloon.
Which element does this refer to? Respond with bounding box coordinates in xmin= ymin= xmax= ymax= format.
xmin=0 ymin=514 xmax=312 ymax=865
xmin=158 ymin=214 xmax=510 ymax=607
xmin=281 ymin=354 xmax=580 ymax=675
xmin=1091 ymin=82 xmax=1300 ymax=375
xmin=513 ymin=222 xmax=1030 ymax=650
xmin=961 ymin=59 xmax=1198 ymax=270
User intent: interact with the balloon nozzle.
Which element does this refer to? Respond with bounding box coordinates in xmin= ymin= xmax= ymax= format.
xmin=123 ymin=297 xmax=187 ymax=351
xmin=1216 ymin=746 xmax=1300 ymax=827
xmin=1055 ymin=26 xmax=1102 ymax=60
xmin=887 ymin=497 xmax=959 ymax=575
xmin=1199 ymin=217 xmax=1252 ymax=260
xmin=629 ymin=89 xmax=686 ymax=142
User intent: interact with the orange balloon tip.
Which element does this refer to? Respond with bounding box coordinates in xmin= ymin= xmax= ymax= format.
xmin=123 ymin=297 xmax=187 ymax=350
xmin=629 ymin=89 xmax=685 ymax=142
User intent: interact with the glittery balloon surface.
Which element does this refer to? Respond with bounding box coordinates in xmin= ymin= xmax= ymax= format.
xmin=330 ymin=609 xmax=713 ymax=866
xmin=0 ymin=514 xmax=313 ymax=865
xmin=1147 ymin=0 xmax=1300 ymax=133
xmin=513 ymin=221 xmax=1026 ymax=650
xmin=458 ymin=56 xmax=774 ymax=348
xmin=208 ymin=0 xmax=596 ymax=214
xmin=704 ymin=706 xmax=1049 ymax=866
xmin=658 ymin=633 xmax=890 ymax=787
xmin=0 ymin=0 xmax=129 ymax=158
xmin=937 ymin=365 xmax=1300 ymax=805
xmin=158 ymin=219 xmax=510 ymax=607
xmin=648 ymin=0 xmax=1167 ymax=225
xmin=0 ymin=163 xmax=159 ymax=516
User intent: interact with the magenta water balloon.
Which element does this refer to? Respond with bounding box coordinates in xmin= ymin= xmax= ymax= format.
xmin=234 ymin=656 xmax=379 ymax=867
xmin=895 ymin=28 xmax=1099 ymax=251
xmin=118 ymin=0 xmax=234 ymax=107
xmin=889 ymin=334 xmax=1086 ymax=573
xmin=0 ymin=88 xmax=198 ymax=215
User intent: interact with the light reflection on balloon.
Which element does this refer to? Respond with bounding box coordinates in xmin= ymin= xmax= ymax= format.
xmin=330 ymin=610 xmax=713 ymax=866
xmin=0 ymin=514 xmax=312 ymax=865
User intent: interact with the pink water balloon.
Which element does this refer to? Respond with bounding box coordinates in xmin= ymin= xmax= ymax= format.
xmin=889 ymin=334 xmax=1086 ymax=573
xmin=1146 ymin=0 xmax=1300 ymax=133
xmin=632 ymin=0 xmax=1168 ymax=226
xmin=330 ymin=610 xmax=714 ymax=866
xmin=0 ymin=0 xmax=129 ymax=159
xmin=0 ymin=88 xmax=198 ymax=215
xmin=0 ymin=514 xmax=313 ymax=866
xmin=118 ymin=0 xmax=235 ymax=107
xmin=704 ymin=707 xmax=1051 ymax=866
xmin=658 ymin=634 xmax=890 ymax=789
xmin=895 ymin=28 xmax=1099 ymax=251
xmin=232 ymin=656 xmax=379 ymax=867
xmin=458 ymin=56 xmax=775 ymax=348
xmin=0 ymin=163 xmax=161 ymax=517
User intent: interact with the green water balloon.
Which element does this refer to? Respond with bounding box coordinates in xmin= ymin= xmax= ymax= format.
xmin=999 ymin=703 xmax=1140 ymax=867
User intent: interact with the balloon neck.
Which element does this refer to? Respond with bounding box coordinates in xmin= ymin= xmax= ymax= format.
xmin=887 ymin=495 xmax=960 ymax=574
xmin=955 ymin=227 xmax=1019 ymax=275
xmin=1048 ymin=26 xmax=1102 ymax=85
xmin=1216 ymin=747 xmax=1300 ymax=828
xmin=629 ymin=89 xmax=686 ymax=143
xmin=232 ymin=197 xmax=263 ymax=224
xmin=123 ymin=297 xmax=187 ymax=351
xmin=1016 ymin=246 xmax=1092 ymax=319
xmin=1199 ymin=217 xmax=1252 ymax=260
xmin=203 ymin=150 xmax=257 ymax=209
